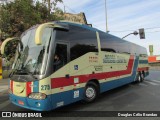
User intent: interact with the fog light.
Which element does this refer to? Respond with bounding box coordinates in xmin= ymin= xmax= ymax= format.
xmin=36 ymin=102 xmax=41 ymax=107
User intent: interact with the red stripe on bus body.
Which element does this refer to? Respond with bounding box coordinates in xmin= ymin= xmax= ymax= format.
xmin=51 ymin=55 xmax=135 ymax=89
xmin=138 ymin=67 xmax=149 ymax=71
xmin=11 ymin=80 xmax=13 ymax=92
xmin=26 ymin=82 xmax=32 ymax=96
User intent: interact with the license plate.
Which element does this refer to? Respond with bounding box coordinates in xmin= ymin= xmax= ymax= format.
xmin=18 ymin=100 xmax=24 ymax=105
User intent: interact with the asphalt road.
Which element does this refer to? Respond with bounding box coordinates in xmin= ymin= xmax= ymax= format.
xmin=0 ymin=70 xmax=160 ymax=118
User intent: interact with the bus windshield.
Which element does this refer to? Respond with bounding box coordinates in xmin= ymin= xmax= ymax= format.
xmin=12 ymin=27 xmax=52 ymax=75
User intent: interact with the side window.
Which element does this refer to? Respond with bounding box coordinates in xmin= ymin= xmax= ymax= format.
xmin=99 ymin=33 xmax=117 ymax=53
xmin=101 ymin=48 xmax=116 ymax=53
xmin=55 ymin=26 xmax=98 ymax=61
xmin=69 ymin=25 xmax=98 ymax=61
xmin=70 ymin=44 xmax=97 ymax=60
xmin=53 ymin=43 xmax=68 ymax=71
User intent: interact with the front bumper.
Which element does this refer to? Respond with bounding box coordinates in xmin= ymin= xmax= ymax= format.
xmin=9 ymin=94 xmax=52 ymax=111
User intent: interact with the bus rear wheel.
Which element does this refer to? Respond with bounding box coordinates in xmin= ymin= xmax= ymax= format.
xmin=84 ymin=82 xmax=99 ymax=103
xmin=141 ymin=72 xmax=145 ymax=81
xmin=137 ymin=72 xmax=142 ymax=82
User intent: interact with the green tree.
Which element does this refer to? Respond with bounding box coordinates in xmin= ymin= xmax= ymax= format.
xmin=0 ymin=0 xmax=64 ymax=61
xmin=43 ymin=0 xmax=63 ymax=13
xmin=0 ymin=0 xmax=63 ymax=39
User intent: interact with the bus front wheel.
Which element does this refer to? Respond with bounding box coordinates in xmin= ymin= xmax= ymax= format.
xmin=83 ymin=82 xmax=99 ymax=103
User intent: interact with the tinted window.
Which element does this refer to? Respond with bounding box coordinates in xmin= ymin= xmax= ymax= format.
xmin=53 ymin=43 xmax=68 ymax=71
xmin=55 ymin=25 xmax=98 ymax=60
xmin=70 ymin=25 xmax=98 ymax=60
xmin=99 ymin=32 xmax=148 ymax=56
xmin=99 ymin=32 xmax=118 ymax=53
xmin=13 ymin=28 xmax=52 ymax=75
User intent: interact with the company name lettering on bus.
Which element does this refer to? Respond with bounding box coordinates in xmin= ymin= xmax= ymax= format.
xmin=103 ymin=55 xmax=127 ymax=63
xmin=117 ymin=56 xmax=127 ymax=63
xmin=103 ymin=55 xmax=116 ymax=63
xmin=94 ymin=66 xmax=103 ymax=71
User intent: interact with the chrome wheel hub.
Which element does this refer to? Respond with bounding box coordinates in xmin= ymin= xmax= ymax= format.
xmin=86 ymin=87 xmax=95 ymax=98
xmin=138 ymin=75 xmax=141 ymax=82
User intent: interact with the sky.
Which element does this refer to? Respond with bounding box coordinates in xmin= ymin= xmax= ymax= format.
xmin=57 ymin=0 xmax=160 ymax=55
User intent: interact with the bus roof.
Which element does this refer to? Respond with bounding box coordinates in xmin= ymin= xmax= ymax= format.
xmin=21 ymin=21 xmax=147 ymax=55
xmin=57 ymin=21 xmax=100 ymax=32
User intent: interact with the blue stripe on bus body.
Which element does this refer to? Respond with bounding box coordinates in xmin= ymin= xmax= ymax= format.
xmin=9 ymin=93 xmax=52 ymax=111
xmin=51 ymin=56 xmax=137 ymax=110
xmin=9 ymin=88 xmax=84 ymax=111
xmin=51 ymin=88 xmax=84 ymax=109
xmin=10 ymin=56 xmax=141 ymax=111
xmin=100 ymin=56 xmax=139 ymax=93
xmin=33 ymin=81 xmax=39 ymax=92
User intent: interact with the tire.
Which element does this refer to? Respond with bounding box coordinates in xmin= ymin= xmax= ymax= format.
xmin=141 ymin=72 xmax=145 ymax=81
xmin=83 ymin=82 xmax=99 ymax=103
xmin=137 ymin=72 xmax=142 ymax=82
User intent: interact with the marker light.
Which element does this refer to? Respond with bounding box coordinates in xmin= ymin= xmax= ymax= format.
xmin=28 ymin=93 xmax=46 ymax=100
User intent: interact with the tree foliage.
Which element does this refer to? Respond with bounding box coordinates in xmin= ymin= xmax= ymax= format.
xmin=0 ymin=0 xmax=63 ymax=61
xmin=0 ymin=0 xmax=63 ymax=40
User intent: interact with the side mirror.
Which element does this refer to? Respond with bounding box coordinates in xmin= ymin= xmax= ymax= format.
xmin=1 ymin=37 xmax=19 ymax=55
xmin=35 ymin=22 xmax=69 ymax=45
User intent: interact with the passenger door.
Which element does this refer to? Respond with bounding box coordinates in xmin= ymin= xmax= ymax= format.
xmin=52 ymin=42 xmax=73 ymax=107
xmin=54 ymin=42 xmax=69 ymax=67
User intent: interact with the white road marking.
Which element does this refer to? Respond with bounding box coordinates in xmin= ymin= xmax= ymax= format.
xmin=145 ymin=80 xmax=159 ymax=86
xmin=139 ymin=83 xmax=148 ymax=86
xmin=149 ymin=80 xmax=160 ymax=83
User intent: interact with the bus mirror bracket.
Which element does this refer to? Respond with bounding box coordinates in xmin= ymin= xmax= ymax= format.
xmin=1 ymin=37 xmax=19 ymax=55
xmin=35 ymin=22 xmax=69 ymax=45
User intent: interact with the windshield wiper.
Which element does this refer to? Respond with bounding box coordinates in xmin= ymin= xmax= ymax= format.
xmin=10 ymin=68 xmax=37 ymax=79
xmin=22 ymin=68 xmax=37 ymax=79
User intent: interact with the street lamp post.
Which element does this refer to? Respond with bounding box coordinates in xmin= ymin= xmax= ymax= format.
xmin=122 ymin=31 xmax=139 ymax=39
xmin=105 ymin=0 xmax=108 ymax=33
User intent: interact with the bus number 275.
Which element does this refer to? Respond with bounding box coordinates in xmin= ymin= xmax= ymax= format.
xmin=41 ymin=85 xmax=50 ymax=91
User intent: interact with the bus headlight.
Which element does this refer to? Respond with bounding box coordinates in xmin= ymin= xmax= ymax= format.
xmin=28 ymin=93 xmax=46 ymax=100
